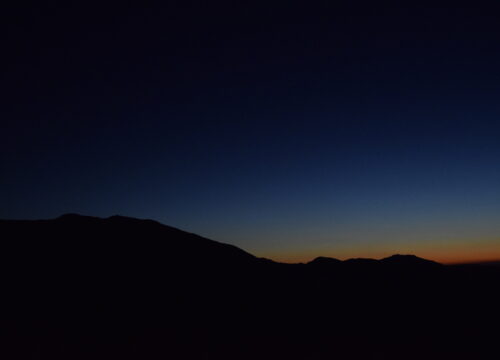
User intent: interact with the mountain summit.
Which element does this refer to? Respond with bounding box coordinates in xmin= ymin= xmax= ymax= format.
xmin=380 ymin=254 xmax=442 ymax=267
xmin=0 ymin=214 xmax=262 ymax=281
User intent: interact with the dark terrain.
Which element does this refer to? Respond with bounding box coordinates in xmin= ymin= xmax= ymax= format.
xmin=1 ymin=215 xmax=499 ymax=359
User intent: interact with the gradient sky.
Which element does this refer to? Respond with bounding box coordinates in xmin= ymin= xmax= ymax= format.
xmin=2 ymin=2 xmax=500 ymax=263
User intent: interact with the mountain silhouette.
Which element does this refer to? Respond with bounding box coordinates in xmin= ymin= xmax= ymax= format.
xmin=308 ymin=254 xmax=440 ymax=265
xmin=380 ymin=254 xmax=442 ymax=267
xmin=308 ymin=256 xmax=342 ymax=265
xmin=1 ymin=214 xmax=262 ymax=274
xmin=1 ymin=214 xmax=499 ymax=360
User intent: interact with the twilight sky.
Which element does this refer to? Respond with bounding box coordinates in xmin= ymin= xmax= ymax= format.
xmin=2 ymin=2 xmax=500 ymax=263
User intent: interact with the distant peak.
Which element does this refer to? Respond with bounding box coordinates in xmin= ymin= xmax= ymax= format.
xmin=308 ymin=256 xmax=342 ymax=265
xmin=381 ymin=254 xmax=441 ymax=266
xmin=384 ymin=254 xmax=419 ymax=260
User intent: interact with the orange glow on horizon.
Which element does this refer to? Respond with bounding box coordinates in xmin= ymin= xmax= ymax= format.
xmin=259 ymin=240 xmax=500 ymax=265
xmin=269 ymin=253 xmax=500 ymax=265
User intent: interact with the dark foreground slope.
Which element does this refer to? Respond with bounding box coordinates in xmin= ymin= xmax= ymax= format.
xmin=1 ymin=215 xmax=499 ymax=359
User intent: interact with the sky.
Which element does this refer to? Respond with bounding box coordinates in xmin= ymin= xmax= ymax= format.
xmin=2 ymin=2 xmax=500 ymax=263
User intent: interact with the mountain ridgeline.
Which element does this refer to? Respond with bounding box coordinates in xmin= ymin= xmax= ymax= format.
xmin=1 ymin=214 xmax=499 ymax=359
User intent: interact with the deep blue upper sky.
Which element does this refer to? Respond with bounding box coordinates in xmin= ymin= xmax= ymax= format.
xmin=2 ymin=2 xmax=500 ymax=262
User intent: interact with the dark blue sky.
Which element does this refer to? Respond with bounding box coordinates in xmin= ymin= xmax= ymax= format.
xmin=2 ymin=2 xmax=500 ymax=262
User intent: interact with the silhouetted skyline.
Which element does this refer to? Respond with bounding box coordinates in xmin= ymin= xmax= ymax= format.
xmin=2 ymin=2 xmax=500 ymax=263
xmin=3 ymin=213 xmax=499 ymax=359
